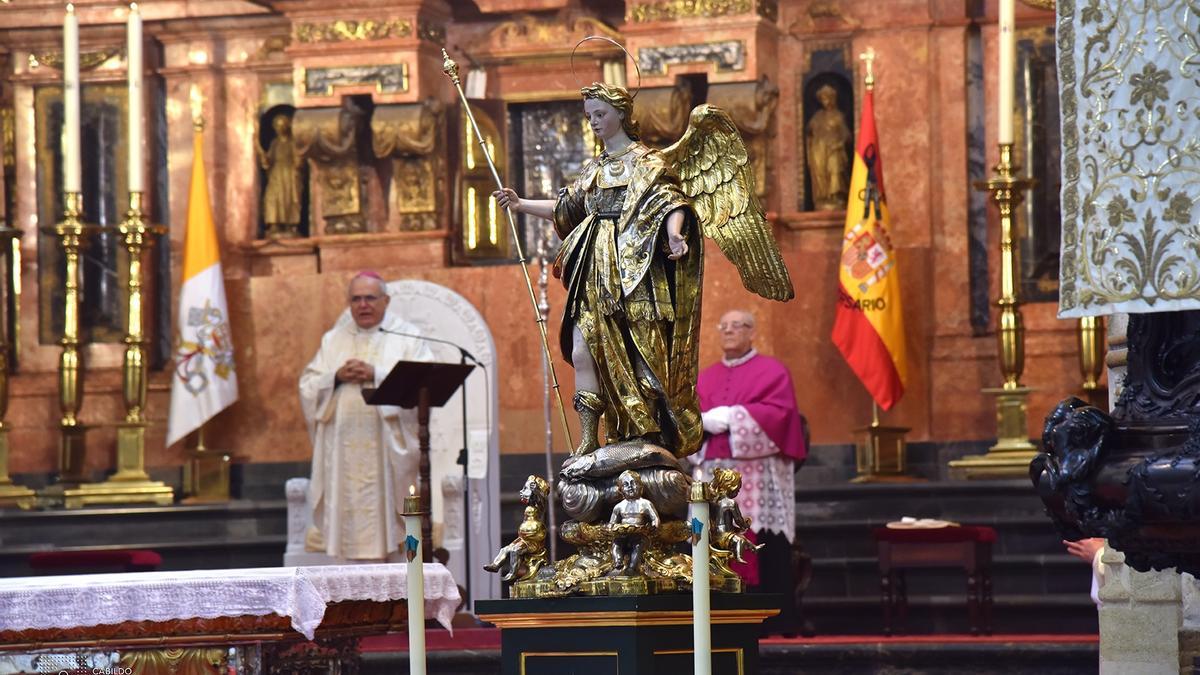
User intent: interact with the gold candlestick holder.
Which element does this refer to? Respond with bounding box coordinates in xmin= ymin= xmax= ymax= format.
xmin=71 ymin=191 xmax=173 ymax=507
xmin=0 ymin=226 xmax=34 ymax=509
xmin=38 ymin=192 xmax=93 ymax=506
xmin=950 ymin=143 xmax=1039 ymax=478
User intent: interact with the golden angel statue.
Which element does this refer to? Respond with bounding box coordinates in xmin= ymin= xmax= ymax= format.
xmin=495 ymin=82 xmax=793 ymax=465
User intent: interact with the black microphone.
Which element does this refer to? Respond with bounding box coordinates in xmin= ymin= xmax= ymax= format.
xmin=377 ymin=326 xmax=481 ymax=365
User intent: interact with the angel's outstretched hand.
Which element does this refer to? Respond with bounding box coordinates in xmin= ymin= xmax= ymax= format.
xmin=493 ymin=187 xmax=522 ymax=213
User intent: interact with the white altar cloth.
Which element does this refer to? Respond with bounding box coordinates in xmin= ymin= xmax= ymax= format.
xmin=0 ymin=563 xmax=459 ymax=641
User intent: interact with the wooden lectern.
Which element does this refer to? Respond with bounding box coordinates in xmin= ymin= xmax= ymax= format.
xmin=362 ymin=360 xmax=474 ymax=563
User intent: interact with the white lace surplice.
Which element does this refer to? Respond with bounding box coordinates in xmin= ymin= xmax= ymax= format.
xmin=0 ymin=564 xmax=460 ymax=640
xmin=698 ymin=405 xmax=796 ymax=541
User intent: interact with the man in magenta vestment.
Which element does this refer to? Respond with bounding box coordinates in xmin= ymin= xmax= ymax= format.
xmin=692 ymin=309 xmax=808 ymax=635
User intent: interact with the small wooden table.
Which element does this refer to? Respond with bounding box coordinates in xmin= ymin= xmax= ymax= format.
xmin=872 ymin=525 xmax=996 ymax=636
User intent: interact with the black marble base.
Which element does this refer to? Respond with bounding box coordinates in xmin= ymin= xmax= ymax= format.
xmin=476 ymin=593 xmax=779 ymax=675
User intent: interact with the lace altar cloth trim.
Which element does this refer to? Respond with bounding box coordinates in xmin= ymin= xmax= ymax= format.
xmin=0 ymin=563 xmax=460 ymax=640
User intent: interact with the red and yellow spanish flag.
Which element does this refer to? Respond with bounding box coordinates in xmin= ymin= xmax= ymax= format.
xmin=166 ymin=124 xmax=238 ymax=446
xmin=831 ymin=87 xmax=907 ymax=410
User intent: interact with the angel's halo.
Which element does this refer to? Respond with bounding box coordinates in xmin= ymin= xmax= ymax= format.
xmin=570 ymin=35 xmax=642 ymax=99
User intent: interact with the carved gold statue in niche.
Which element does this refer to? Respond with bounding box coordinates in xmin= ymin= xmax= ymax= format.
xmin=806 ymin=84 xmax=852 ymax=210
xmin=489 ymin=73 xmax=794 ymax=597
xmin=255 ymin=113 xmax=303 ymax=238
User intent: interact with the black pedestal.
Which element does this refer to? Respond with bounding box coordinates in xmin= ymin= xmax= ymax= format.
xmin=476 ymin=593 xmax=779 ymax=675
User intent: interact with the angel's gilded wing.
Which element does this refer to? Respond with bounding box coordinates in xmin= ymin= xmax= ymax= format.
xmin=662 ymin=104 xmax=794 ymax=301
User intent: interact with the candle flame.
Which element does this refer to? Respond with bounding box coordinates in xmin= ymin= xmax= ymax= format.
xmin=130 ymin=1 xmax=139 ymax=11
xmin=66 ymin=3 xmax=75 ymax=12
xmin=409 ymin=484 xmax=416 ymax=496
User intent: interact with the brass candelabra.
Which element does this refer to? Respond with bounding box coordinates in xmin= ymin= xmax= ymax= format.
xmin=74 ymin=191 xmax=174 ymax=505
xmin=950 ymin=143 xmax=1039 ymax=478
xmin=0 ymin=226 xmax=34 ymax=509
xmin=37 ymin=191 xmax=92 ymax=505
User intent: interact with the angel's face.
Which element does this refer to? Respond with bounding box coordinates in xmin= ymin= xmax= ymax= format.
xmin=584 ymin=98 xmax=623 ymax=143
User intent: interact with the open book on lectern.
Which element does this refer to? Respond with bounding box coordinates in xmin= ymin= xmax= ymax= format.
xmin=360 ymin=360 xmax=475 ymax=408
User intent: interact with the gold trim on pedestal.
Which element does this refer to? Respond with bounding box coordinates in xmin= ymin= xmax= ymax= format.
xmin=0 ymin=226 xmax=34 ymax=509
xmin=477 ymin=608 xmax=779 ymax=629
xmin=72 ymin=192 xmax=173 ymax=507
xmin=951 ymin=143 xmax=1038 ymax=478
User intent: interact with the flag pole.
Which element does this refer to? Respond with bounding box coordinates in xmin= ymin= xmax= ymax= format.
xmin=441 ymin=49 xmax=574 ymax=452
xmin=840 ymin=47 xmax=914 ymax=482
xmin=176 ymin=89 xmax=234 ymax=503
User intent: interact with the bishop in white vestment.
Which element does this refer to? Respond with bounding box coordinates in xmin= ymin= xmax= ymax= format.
xmin=299 ymin=272 xmax=433 ymax=560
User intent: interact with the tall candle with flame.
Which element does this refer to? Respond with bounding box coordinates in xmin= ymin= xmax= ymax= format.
xmin=402 ymin=485 xmax=426 ymax=675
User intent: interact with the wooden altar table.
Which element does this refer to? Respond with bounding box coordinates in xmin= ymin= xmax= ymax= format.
xmin=0 ymin=563 xmax=460 ymax=673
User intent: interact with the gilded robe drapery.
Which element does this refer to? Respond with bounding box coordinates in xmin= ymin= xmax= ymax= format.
xmin=552 ymin=141 xmax=704 ymax=458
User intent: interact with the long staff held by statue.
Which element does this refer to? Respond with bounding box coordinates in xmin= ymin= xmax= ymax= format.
xmin=441 ymin=49 xmax=575 ymax=451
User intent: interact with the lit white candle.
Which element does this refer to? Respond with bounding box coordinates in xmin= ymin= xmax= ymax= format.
xmin=126 ymin=2 xmax=143 ymax=192
xmin=689 ymin=479 xmax=711 ymax=675
xmin=998 ymin=0 xmax=1015 ymax=144
xmin=402 ymin=485 xmax=426 ymax=675
xmin=63 ymin=3 xmax=81 ymax=194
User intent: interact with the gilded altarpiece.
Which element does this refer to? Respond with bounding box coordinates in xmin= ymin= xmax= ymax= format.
xmin=1058 ymin=0 xmax=1200 ymax=317
xmin=372 ymin=99 xmax=445 ymax=232
xmin=293 ymin=100 xmax=371 ymax=235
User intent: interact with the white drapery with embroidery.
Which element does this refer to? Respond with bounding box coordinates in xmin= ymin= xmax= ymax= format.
xmin=0 ymin=564 xmax=460 ymax=640
xmin=1058 ymin=0 xmax=1200 ymax=316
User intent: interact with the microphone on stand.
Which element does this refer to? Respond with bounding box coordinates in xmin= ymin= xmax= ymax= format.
xmin=377 ymin=327 xmax=480 ymax=365
xmin=377 ymin=323 xmax=488 ymax=606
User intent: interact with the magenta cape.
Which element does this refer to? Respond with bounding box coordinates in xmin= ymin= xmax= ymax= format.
xmin=696 ymin=354 xmax=807 ymax=462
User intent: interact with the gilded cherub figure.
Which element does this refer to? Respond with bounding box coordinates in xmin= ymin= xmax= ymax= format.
xmin=709 ymin=467 xmax=763 ymax=564
xmin=607 ymin=470 xmax=660 ymax=576
xmin=484 ymin=475 xmax=549 ymax=583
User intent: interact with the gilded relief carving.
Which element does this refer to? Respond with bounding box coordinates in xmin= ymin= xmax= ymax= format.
xmin=487 ymin=14 xmax=620 ymax=51
xmin=28 ymin=49 xmax=122 ymax=71
xmin=294 ymin=101 xmax=369 ymax=234
xmin=294 ymin=18 xmax=412 ymax=44
xmin=373 ymin=101 xmax=444 ymax=230
xmin=707 ymin=76 xmax=779 ymax=198
xmin=626 ymin=0 xmax=777 ymax=23
xmin=121 ymin=648 xmax=228 ymax=675
xmin=1058 ymin=0 xmax=1200 ymax=316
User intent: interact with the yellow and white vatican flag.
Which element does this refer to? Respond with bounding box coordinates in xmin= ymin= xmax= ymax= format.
xmin=166 ymin=128 xmax=238 ymax=446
